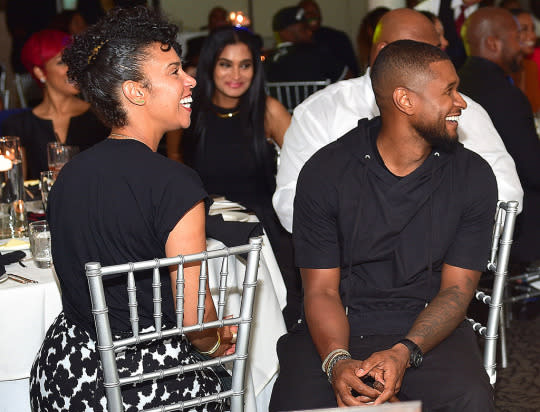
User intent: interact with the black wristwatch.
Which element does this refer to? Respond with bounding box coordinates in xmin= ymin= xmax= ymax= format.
xmin=396 ymin=338 xmax=423 ymax=368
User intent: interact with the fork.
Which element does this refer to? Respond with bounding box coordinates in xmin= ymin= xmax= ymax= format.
xmin=7 ymin=273 xmax=38 ymax=284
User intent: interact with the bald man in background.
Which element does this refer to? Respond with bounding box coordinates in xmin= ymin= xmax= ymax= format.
xmin=273 ymin=8 xmax=522 ymax=235
xmin=459 ymin=7 xmax=540 ymax=264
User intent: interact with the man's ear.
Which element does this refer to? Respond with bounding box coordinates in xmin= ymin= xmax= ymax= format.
xmin=485 ymin=35 xmax=500 ymax=55
xmin=369 ymin=41 xmax=388 ymax=66
xmin=393 ymin=87 xmax=415 ymax=115
xmin=121 ymin=80 xmax=146 ymax=106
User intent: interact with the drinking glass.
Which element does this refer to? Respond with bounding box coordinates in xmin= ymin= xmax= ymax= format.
xmin=29 ymin=221 xmax=52 ymax=268
xmin=47 ymin=142 xmax=79 ymax=173
xmin=0 ymin=136 xmax=25 ymax=238
xmin=40 ymin=170 xmax=57 ymax=211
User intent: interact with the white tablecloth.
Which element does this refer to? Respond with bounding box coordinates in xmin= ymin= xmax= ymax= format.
xmin=0 ymin=235 xmax=286 ymax=412
xmin=0 ymin=261 xmax=62 ymax=381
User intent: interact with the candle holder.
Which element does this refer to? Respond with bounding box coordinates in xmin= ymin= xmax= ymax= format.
xmin=0 ymin=136 xmax=26 ymax=238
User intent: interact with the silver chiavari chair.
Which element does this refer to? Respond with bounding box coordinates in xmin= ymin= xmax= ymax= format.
xmin=467 ymin=200 xmax=519 ymax=385
xmin=86 ymin=236 xmax=263 ymax=412
xmin=264 ymin=79 xmax=331 ymax=113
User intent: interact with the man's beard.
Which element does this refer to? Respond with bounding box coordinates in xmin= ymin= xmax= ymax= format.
xmin=503 ymin=47 xmax=523 ymax=73
xmin=413 ymin=118 xmax=459 ymax=153
xmin=508 ymin=55 xmax=522 ymax=73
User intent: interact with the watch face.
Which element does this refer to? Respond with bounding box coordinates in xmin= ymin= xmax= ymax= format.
xmin=412 ymin=351 xmax=423 ymax=367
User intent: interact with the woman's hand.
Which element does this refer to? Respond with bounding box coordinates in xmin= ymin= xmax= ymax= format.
xmin=212 ymin=324 xmax=238 ymax=357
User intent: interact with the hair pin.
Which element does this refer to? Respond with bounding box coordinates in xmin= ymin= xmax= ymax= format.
xmin=88 ymin=40 xmax=108 ymax=65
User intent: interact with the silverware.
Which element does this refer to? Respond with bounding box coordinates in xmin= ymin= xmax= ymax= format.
xmin=7 ymin=273 xmax=38 ymax=284
xmin=7 ymin=274 xmax=26 ymax=284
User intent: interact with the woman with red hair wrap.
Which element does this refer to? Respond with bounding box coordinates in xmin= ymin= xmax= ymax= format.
xmin=2 ymin=29 xmax=108 ymax=179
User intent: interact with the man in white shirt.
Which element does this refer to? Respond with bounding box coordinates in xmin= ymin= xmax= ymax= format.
xmin=273 ymin=8 xmax=523 ymax=233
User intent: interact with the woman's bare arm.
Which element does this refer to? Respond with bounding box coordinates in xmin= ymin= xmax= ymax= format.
xmin=264 ymin=96 xmax=291 ymax=148
xmin=165 ymin=200 xmax=234 ymax=355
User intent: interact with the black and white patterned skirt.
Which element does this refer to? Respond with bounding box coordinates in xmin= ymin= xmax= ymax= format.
xmin=30 ymin=312 xmax=224 ymax=411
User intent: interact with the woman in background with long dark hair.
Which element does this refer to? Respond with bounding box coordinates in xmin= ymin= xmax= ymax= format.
xmin=167 ymin=27 xmax=301 ymax=328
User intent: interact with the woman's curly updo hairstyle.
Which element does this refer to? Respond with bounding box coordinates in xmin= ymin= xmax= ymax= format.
xmin=62 ymin=6 xmax=181 ymax=127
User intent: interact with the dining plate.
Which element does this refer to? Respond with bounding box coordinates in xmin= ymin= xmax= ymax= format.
xmin=0 ymin=237 xmax=30 ymax=252
xmin=220 ymin=211 xmax=250 ymax=222
xmin=209 ymin=197 xmax=246 ymax=214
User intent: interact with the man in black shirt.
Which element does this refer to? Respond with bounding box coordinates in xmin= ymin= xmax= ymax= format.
xmin=298 ymin=0 xmax=359 ymax=77
xmin=269 ymin=40 xmax=497 ymax=411
xmin=264 ymin=6 xmax=348 ymax=83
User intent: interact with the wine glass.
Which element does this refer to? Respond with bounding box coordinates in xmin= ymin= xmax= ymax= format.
xmin=39 ymin=170 xmax=58 ymax=211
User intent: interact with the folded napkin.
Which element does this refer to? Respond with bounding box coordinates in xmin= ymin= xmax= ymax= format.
xmin=206 ymin=214 xmax=263 ymax=248
xmin=0 ymin=250 xmax=27 ymax=275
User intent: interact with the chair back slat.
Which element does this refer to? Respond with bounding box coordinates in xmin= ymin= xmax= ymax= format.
xmin=197 ymin=256 xmax=208 ymax=325
xmin=120 ymin=353 xmax=236 ymax=386
xmin=218 ymin=255 xmax=229 ymax=319
xmin=127 ymin=268 xmax=139 ymax=337
xmin=265 ymin=79 xmax=331 ymax=113
xmin=86 ymin=237 xmax=263 ymax=412
xmin=113 ymin=317 xmax=239 ymax=350
xmin=152 ymin=263 xmax=162 ymax=333
xmin=175 ymin=260 xmax=185 ymax=329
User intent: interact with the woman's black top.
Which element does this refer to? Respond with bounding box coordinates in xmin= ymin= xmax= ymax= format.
xmin=182 ymin=105 xmax=276 ymax=215
xmin=48 ymin=139 xmax=209 ymax=334
xmin=2 ymin=109 xmax=109 ymax=179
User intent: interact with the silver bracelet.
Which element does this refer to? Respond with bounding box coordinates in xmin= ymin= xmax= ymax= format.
xmin=322 ymin=349 xmax=351 ymax=373
xmin=326 ymin=353 xmax=351 ymax=383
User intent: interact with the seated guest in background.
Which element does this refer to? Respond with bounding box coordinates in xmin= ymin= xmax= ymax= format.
xmin=166 ymin=27 xmax=300 ymax=328
xmin=459 ymin=7 xmax=540 ymax=264
xmin=48 ymin=10 xmax=88 ymax=35
xmin=298 ymin=0 xmax=359 ymax=77
xmin=30 ymin=6 xmax=236 ymax=411
xmin=2 ymin=29 xmax=108 ymax=179
xmin=356 ymin=7 xmax=390 ymax=74
xmin=270 ymin=39 xmax=496 ymax=411
xmin=420 ymin=10 xmax=450 ymax=50
xmin=183 ymin=6 xmax=231 ymax=77
xmin=509 ymin=8 xmax=540 ymax=114
xmin=264 ymin=6 xmax=349 ymax=83
xmin=273 ymin=8 xmax=523 ymax=234
xmin=415 ymin=0 xmax=483 ymax=69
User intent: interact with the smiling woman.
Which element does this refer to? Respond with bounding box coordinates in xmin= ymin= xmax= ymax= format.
xmin=1 ymin=30 xmax=109 ymax=179
xmin=29 ymin=6 xmax=235 ymax=412
xmin=509 ymin=8 xmax=540 ymax=113
xmin=168 ymin=27 xmax=302 ymax=329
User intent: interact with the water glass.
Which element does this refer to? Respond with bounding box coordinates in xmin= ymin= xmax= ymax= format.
xmin=29 ymin=221 xmax=52 ymax=268
xmin=40 ymin=170 xmax=57 ymax=211
xmin=0 ymin=136 xmax=25 ymax=238
xmin=47 ymin=142 xmax=79 ymax=173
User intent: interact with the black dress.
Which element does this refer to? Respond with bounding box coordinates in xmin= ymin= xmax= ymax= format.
xmin=1 ymin=109 xmax=109 ymax=179
xmin=182 ymin=105 xmax=302 ymax=328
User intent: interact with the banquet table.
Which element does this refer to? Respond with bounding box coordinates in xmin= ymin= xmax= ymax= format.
xmin=0 ymin=233 xmax=287 ymax=412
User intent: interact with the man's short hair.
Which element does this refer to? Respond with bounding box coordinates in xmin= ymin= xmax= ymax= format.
xmin=273 ymin=6 xmax=307 ymax=31
xmin=370 ymin=39 xmax=450 ymax=105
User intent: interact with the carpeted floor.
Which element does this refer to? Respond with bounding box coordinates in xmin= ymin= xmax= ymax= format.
xmin=494 ymin=307 xmax=540 ymax=411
